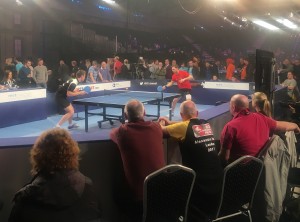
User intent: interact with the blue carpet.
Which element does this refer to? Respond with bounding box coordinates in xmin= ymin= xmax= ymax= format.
xmin=0 ymin=103 xmax=213 ymax=147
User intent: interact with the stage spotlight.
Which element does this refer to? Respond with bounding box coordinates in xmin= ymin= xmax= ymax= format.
xmin=276 ymin=19 xmax=297 ymax=29
xmin=102 ymin=0 xmax=116 ymax=4
xmin=253 ymin=20 xmax=279 ymax=31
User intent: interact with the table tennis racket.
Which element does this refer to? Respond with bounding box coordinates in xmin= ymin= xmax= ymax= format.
xmin=83 ymin=86 xmax=91 ymax=93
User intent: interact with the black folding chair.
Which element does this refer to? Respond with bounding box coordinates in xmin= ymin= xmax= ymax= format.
xmin=143 ymin=164 xmax=196 ymax=222
xmin=211 ymin=156 xmax=264 ymax=222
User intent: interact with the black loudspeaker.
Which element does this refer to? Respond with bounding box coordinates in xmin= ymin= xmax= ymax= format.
xmin=254 ymin=49 xmax=275 ymax=99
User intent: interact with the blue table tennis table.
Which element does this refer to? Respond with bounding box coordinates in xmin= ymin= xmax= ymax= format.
xmin=72 ymin=90 xmax=181 ymax=132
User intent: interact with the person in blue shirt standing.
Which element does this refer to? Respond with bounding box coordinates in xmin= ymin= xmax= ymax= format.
xmin=99 ymin=61 xmax=112 ymax=82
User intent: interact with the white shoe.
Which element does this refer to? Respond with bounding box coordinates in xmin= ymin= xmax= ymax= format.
xmin=68 ymin=123 xmax=79 ymax=129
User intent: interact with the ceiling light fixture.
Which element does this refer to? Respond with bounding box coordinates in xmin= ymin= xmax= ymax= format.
xmin=16 ymin=0 xmax=23 ymax=6
xmin=253 ymin=20 xmax=279 ymax=30
xmin=102 ymin=0 xmax=116 ymax=4
xmin=276 ymin=19 xmax=297 ymax=29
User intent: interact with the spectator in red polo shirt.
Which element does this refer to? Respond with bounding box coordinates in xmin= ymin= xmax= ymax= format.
xmin=113 ymin=56 xmax=123 ymax=80
xmin=162 ymin=65 xmax=194 ymax=116
xmin=219 ymin=94 xmax=300 ymax=164
xmin=110 ymin=99 xmax=165 ymax=221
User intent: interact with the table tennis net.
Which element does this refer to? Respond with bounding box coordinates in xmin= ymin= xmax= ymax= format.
xmin=103 ymin=89 xmax=163 ymax=99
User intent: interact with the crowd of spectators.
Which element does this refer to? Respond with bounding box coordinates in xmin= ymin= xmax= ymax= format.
xmin=1 ymin=53 xmax=300 ymax=116
xmin=7 ymin=90 xmax=299 ymax=221
xmin=1 ymin=14 xmax=300 ymax=222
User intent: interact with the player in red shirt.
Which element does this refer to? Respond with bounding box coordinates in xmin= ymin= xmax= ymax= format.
xmin=162 ymin=65 xmax=194 ymax=116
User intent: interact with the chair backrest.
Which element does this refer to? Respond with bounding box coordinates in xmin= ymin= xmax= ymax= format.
xmin=215 ymin=155 xmax=264 ymax=218
xmin=143 ymin=164 xmax=196 ymax=222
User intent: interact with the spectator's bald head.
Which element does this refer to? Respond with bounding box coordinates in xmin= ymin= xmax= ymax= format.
xmin=125 ymin=99 xmax=145 ymax=122
xmin=230 ymin=94 xmax=249 ymax=114
xmin=180 ymin=100 xmax=198 ymax=120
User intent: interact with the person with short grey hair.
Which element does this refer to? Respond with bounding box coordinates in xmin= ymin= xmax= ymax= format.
xmin=99 ymin=61 xmax=112 ymax=82
xmin=124 ymin=99 xmax=145 ymax=121
xmin=110 ymin=99 xmax=165 ymax=221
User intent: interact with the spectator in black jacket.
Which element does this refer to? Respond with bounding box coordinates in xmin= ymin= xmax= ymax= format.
xmin=9 ymin=128 xmax=101 ymax=222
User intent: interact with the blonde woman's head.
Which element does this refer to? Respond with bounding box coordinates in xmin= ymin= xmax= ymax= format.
xmin=252 ymin=92 xmax=272 ymax=117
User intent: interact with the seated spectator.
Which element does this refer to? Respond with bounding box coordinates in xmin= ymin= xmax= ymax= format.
xmin=219 ymin=94 xmax=300 ymax=164
xmin=252 ymin=92 xmax=272 ymax=117
xmin=1 ymin=70 xmax=18 ymax=88
xmin=281 ymin=71 xmax=298 ymax=101
xmin=279 ymin=59 xmax=294 ymax=84
xmin=211 ymin=74 xmax=220 ymax=81
xmin=159 ymin=100 xmax=223 ymax=221
xmin=110 ymin=99 xmax=165 ymax=222
xmin=231 ymin=74 xmax=240 ymax=82
xmin=9 ymin=128 xmax=100 ymax=222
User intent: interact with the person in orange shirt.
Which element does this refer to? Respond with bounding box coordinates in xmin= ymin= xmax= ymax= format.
xmin=225 ymin=58 xmax=235 ymax=81
xmin=241 ymin=57 xmax=254 ymax=82
xmin=240 ymin=65 xmax=247 ymax=81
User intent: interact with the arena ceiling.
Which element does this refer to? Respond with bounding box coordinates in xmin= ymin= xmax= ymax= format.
xmin=3 ymin=0 xmax=300 ymax=33
xmin=127 ymin=0 xmax=300 ymax=32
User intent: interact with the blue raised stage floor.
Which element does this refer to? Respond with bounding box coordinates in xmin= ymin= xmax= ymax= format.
xmin=0 ymin=103 xmax=213 ymax=147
